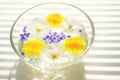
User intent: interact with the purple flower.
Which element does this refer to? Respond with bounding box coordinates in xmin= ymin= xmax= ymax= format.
xmin=78 ymin=29 xmax=82 ymax=32
xmin=20 ymin=26 xmax=30 ymax=42
xmin=33 ymin=18 xmax=37 ymax=21
xmin=20 ymin=35 xmax=27 ymax=41
xmin=46 ymin=35 xmax=49 ymax=38
xmin=67 ymin=35 xmax=71 ymax=38
xmin=21 ymin=52 xmax=24 ymax=56
xmin=43 ymin=37 xmax=47 ymax=40
xmin=43 ymin=30 xmax=70 ymax=44
xmin=30 ymin=58 xmax=33 ymax=61
xmin=60 ymin=37 xmax=63 ymax=40
xmin=23 ymin=26 xmax=27 ymax=32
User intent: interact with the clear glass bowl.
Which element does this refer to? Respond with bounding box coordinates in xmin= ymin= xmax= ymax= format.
xmin=10 ymin=2 xmax=95 ymax=77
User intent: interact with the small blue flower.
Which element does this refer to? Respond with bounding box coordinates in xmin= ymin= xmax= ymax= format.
xmin=43 ymin=30 xmax=70 ymax=44
xmin=20 ymin=26 xmax=30 ymax=42
xmin=20 ymin=36 xmax=27 ymax=41
xmin=67 ymin=35 xmax=71 ymax=38
xmin=78 ymin=29 xmax=82 ymax=32
xmin=21 ymin=52 xmax=24 ymax=56
xmin=30 ymin=58 xmax=33 ymax=61
xmin=23 ymin=26 xmax=27 ymax=32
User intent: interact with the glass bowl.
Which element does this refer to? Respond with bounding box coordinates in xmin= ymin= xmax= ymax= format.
xmin=10 ymin=2 xmax=95 ymax=80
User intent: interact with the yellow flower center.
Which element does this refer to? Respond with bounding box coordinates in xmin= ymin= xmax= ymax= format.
xmin=46 ymin=13 xmax=64 ymax=28
xmin=68 ymin=24 xmax=73 ymax=29
xmin=22 ymin=39 xmax=45 ymax=58
xmin=50 ymin=53 xmax=59 ymax=60
xmin=36 ymin=28 xmax=41 ymax=32
xmin=63 ymin=36 xmax=87 ymax=55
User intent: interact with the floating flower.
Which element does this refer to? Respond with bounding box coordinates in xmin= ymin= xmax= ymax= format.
xmin=46 ymin=13 xmax=64 ymax=28
xmin=22 ymin=39 xmax=45 ymax=58
xmin=43 ymin=30 xmax=71 ymax=44
xmin=63 ymin=36 xmax=87 ymax=55
xmin=43 ymin=30 xmax=67 ymax=44
xmin=78 ymin=29 xmax=82 ymax=32
xmin=27 ymin=18 xmax=50 ymax=39
xmin=20 ymin=26 xmax=30 ymax=42
xmin=21 ymin=52 xmax=24 ymax=56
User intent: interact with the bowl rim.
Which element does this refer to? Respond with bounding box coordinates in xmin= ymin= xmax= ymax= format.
xmin=10 ymin=2 xmax=95 ymax=69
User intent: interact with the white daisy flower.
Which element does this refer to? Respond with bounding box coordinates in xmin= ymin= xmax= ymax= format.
xmin=27 ymin=18 xmax=50 ymax=39
xmin=40 ymin=43 xmax=74 ymax=69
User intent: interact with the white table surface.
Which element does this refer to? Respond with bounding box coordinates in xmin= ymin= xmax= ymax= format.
xmin=0 ymin=0 xmax=120 ymax=80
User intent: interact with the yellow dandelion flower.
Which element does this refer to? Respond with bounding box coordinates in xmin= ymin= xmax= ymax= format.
xmin=50 ymin=53 xmax=59 ymax=60
xmin=22 ymin=39 xmax=45 ymax=58
xmin=46 ymin=13 xmax=64 ymax=28
xmin=63 ymin=36 xmax=87 ymax=55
